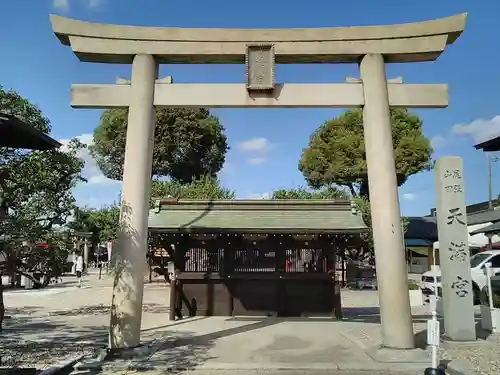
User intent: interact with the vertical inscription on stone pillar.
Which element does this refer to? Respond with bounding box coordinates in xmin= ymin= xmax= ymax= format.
xmin=245 ymin=44 xmax=275 ymax=92
xmin=435 ymin=157 xmax=476 ymax=341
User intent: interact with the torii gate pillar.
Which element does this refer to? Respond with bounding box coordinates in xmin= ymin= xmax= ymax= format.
xmin=109 ymin=55 xmax=157 ymax=348
xmin=360 ymin=54 xmax=414 ymax=348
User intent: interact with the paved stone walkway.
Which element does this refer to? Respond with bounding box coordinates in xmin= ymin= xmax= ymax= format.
xmin=1 ymin=273 xmax=433 ymax=374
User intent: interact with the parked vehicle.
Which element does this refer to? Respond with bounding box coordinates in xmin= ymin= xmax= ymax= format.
xmin=421 ymin=250 xmax=500 ymax=302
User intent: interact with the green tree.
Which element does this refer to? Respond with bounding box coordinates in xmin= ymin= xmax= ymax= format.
xmin=298 ymin=108 xmax=433 ymax=197
xmin=0 ymin=87 xmax=85 ymax=329
xmin=90 ymin=108 xmax=229 ymax=183
xmin=150 ymin=175 xmax=235 ymax=202
xmin=270 ymin=189 xmax=407 ymax=263
xmin=271 ymin=186 xmax=349 ymax=200
xmin=68 ymin=205 xmax=120 ymax=244
xmin=67 ymin=204 xmax=120 ymax=265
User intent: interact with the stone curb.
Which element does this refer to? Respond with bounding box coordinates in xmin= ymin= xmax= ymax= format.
xmin=78 ymin=359 xmax=429 ymax=372
xmin=78 ymin=370 xmax=424 ymax=375
xmin=444 ymin=360 xmax=480 ymax=375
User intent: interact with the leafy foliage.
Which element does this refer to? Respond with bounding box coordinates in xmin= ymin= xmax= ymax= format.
xmin=408 ymin=282 xmax=421 ymax=291
xmin=271 ymin=186 xmax=349 ymax=200
xmin=298 ymin=108 xmax=433 ymax=197
xmin=68 ymin=205 xmax=120 ymax=244
xmin=0 ymin=86 xmax=50 ymax=134
xmin=90 ymin=108 xmax=229 ymax=183
xmin=1 ymin=140 xmax=85 ymax=235
xmin=67 ymin=205 xmax=120 ymax=265
xmin=150 ymin=175 xmax=235 ymax=202
xmin=0 ymin=87 xmax=85 ymax=292
xmin=2 ymin=233 xmax=73 ymax=286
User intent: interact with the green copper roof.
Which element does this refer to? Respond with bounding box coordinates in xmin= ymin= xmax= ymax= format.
xmin=148 ymin=199 xmax=367 ymax=234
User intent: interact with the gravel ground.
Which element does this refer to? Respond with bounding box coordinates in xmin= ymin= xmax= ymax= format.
xmin=0 ymin=340 xmax=103 ymax=369
xmin=439 ymin=334 xmax=500 ymax=375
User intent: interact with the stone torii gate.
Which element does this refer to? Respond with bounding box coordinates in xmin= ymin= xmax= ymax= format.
xmin=50 ymin=13 xmax=466 ymax=350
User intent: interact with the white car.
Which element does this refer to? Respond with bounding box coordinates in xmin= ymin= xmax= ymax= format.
xmin=421 ymin=250 xmax=500 ymax=302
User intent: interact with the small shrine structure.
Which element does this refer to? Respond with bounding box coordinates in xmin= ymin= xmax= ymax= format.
xmin=148 ymin=199 xmax=367 ymax=319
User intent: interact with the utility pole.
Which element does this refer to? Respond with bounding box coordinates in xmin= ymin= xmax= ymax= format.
xmin=488 ymin=154 xmax=500 ymax=250
xmin=489 ymin=155 xmax=493 ymax=209
xmin=488 ymin=155 xmax=500 ymax=209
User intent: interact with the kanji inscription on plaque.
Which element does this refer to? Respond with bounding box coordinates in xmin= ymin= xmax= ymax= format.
xmin=245 ymin=44 xmax=275 ymax=91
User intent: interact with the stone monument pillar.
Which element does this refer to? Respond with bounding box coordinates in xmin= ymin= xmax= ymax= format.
xmin=359 ymin=53 xmax=414 ymax=349
xmin=435 ymin=157 xmax=476 ymax=341
xmin=109 ymin=54 xmax=158 ymax=349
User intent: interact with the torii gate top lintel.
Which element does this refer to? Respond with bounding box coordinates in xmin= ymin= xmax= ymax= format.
xmin=50 ymin=13 xmax=467 ymax=64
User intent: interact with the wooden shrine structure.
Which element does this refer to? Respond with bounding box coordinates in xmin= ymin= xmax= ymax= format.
xmin=148 ymin=199 xmax=367 ymax=319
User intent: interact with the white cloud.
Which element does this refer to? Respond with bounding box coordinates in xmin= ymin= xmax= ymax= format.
xmin=247 ymin=157 xmax=266 ymax=165
xmin=403 ymin=193 xmax=417 ymax=201
xmin=52 ymin=0 xmax=103 ymax=12
xmin=87 ymin=174 xmax=118 ymax=185
xmin=88 ymin=0 xmax=103 ymax=7
xmin=59 ymin=133 xmax=120 ymax=186
xmin=237 ymin=137 xmax=273 ymax=153
xmin=52 ymin=0 xmax=70 ymax=11
xmin=246 ymin=192 xmax=271 ymax=200
xmin=430 ymin=135 xmax=446 ymax=150
xmin=237 ymin=137 xmax=274 ymax=166
xmin=452 ymin=115 xmax=500 ymax=144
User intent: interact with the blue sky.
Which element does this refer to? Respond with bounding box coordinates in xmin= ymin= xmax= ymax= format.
xmin=1 ymin=0 xmax=499 ymax=216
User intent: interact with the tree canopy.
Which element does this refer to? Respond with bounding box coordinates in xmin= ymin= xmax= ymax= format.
xmin=0 ymin=87 xmax=85 ymax=330
xmin=67 ymin=205 xmax=120 ymax=244
xmin=0 ymin=87 xmax=85 ymax=242
xmin=151 ymin=175 xmax=235 ymax=201
xmin=271 ymin=186 xmax=349 ymax=200
xmin=298 ymin=108 xmax=433 ymax=197
xmin=90 ymin=108 xmax=229 ymax=183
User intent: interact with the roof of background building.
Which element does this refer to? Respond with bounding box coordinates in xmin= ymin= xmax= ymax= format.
xmin=471 ymin=221 xmax=500 ymax=236
xmin=405 ymin=216 xmax=438 ymax=241
xmin=0 ymin=113 xmax=61 ymax=150
xmin=148 ymin=199 xmax=368 ymax=234
xmin=474 ymin=136 xmax=500 ymax=152
xmin=467 ymin=209 xmax=500 ymax=226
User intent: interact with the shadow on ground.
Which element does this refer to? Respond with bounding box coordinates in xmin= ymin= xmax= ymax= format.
xmin=44 ymin=303 xmax=169 ymax=317
xmin=0 ymin=319 xmax=108 ymax=368
xmin=3 ymin=278 xmax=78 ymax=293
xmin=110 ymin=318 xmax=284 ymax=373
xmin=342 ymin=306 xmax=432 ymax=324
xmin=1 ymin=319 xmax=213 ymax=372
xmin=4 ymin=305 xmax=42 ymax=317
xmin=1 ymin=311 xmax=213 ymax=371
